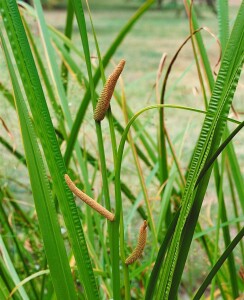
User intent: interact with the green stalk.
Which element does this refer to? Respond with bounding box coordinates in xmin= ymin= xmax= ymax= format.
xmin=156 ymin=126 xmax=188 ymax=240
xmin=121 ymin=86 xmax=159 ymax=298
xmin=145 ymin=209 xmax=180 ymax=300
xmin=214 ymin=4 xmax=238 ymax=296
xmin=69 ymin=0 xmax=122 ymax=297
xmin=0 ymin=256 xmax=22 ymax=300
xmin=148 ymin=117 xmax=244 ymax=299
xmin=0 ymin=235 xmax=29 ymax=300
xmin=210 ymin=151 xmax=225 ymax=299
xmin=193 ymin=227 xmax=244 ymax=299
xmin=0 ymin=28 xmax=77 ymax=299
xmin=115 ymin=92 xmax=157 ymax=164
xmin=0 ymin=1 xmax=99 ymax=298
xmin=113 ymin=104 xmax=184 ymax=299
xmin=226 ymin=137 xmax=244 ymax=212
xmin=166 ymin=2 xmax=243 ymax=298
xmin=167 ymin=119 xmax=244 ymax=298
xmin=119 ymin=212 xmax=131 ymax=300
xmin=22 ymin=17 xmax=66 ymax=138
xmin=121 ymin=90 xmax=158 ymax=247
xmin=168 ymin=168 xmax=222 ymax=300
xmin=61 ymin=0 xmax=74 ymax=92
xmin=51 ymin=30 xmax=153 ymax=178
xmin=213 ymin=149 xmax=239 ymax=297
xmin=86 ymin=6 xmax=133 ymax=297
xmin=85 ymin=0 xmax=119 ymax=164
xmin=156 ymin=27 xmax=208 ymax=214
xmin=158 ymin=73 xmax=169 ymax=227
xmin=187 ymin=0 xmax=243 ymax=217
xmin=33 ymin=0 xmax=95 ymax=247
xmin=0 ymin=86 xmax=147 ymax=222
xmin=185 ymin=0 xmax=215 ymax=91
xmin=0 ymin=275 xmax=9 ymax=300
xmin=226 ymin=163 xmax=244 ymax=264
xmin=156 ymin=3 xmax=244 ymax=296
xmin=64 ymin=0 xmax=154 ymax=167
xmin=187 ymin=2 xmax=208 ymax=108
xmin=195 ymin=223 xmax=227 ymax=299
xmin=165 ymin=128 xmax=185 ymax=187
xmin=185 ymin=17 xmax=220 ymax=294
xmin=0 ymin=201 xmax=37 ymax=298
xmin=217 ymin=0 xmax=229 ymax=52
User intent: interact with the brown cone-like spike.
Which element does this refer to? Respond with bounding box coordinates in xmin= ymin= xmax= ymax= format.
xmin=65 ymin=174 xmax=115 ymax=221
xmin=94 ymin=59 xmax=126 ymax=121
xmin=125 ymin=220 xmax=147 ymax=265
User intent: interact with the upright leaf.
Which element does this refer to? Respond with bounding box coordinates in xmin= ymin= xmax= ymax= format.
xmin=0 ymin=30 xmax=77 ymax=299
xmin=155 ymin=2 xmax=244 ymax=298
xmin=0 ymin=1 xmax=99 ymax=298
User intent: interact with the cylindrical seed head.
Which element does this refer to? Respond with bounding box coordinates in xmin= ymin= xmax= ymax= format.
xmin=65 ymin=174 xmax=115 ymax=221
xmin=94 ymin=59 xmax=126 ymax=121
xmin=125 ymin=220 xmax=147 ymax=265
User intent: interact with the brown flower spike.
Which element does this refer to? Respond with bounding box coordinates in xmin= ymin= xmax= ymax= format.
xmin=94 ymin=59 xmax=126 ymax=121
xmin=65 ymin=174 xmax=115 ymax=221
xmin=125 ymin=220 xmax=147 ymax=265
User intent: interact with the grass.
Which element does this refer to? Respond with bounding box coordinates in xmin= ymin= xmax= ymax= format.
xmin=43 ymin=1 xmax=243 ymax=220
xmin=0 ymin=0 xmax=243 ymax=299
xmin=1 ymin=2 xmax=242 ymax=175
xmin=25 ymin=2 xmax=243 ymax=164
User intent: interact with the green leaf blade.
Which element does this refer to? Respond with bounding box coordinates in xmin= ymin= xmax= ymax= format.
xmin=0 ymin=29 xmax=77 ymax=300
xmin=0 ymin=1 xmax=99 ymax=298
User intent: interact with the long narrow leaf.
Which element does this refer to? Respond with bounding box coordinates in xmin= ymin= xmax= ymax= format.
xmin=156 ymin=2 xmax=244 ymax=297
xmin=0 ymin=236 xmax=29 ymax=300
xmin=193 ymin=227 xmax=244 ymax=299
xmin=0 ymin=29 xmax=77 ymax=299
xmin=0 ymin=2 xmax=99 ymax=298
xmin=64 ymin=0 xmax=154 ymax=166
